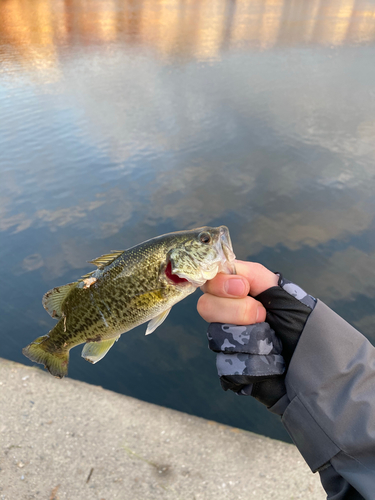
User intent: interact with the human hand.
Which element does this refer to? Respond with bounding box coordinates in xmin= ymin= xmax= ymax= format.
xmin=198 ymin=261 xmax=285 ymax=407
xmin=198 ymin=260 xmax=316 ymax=410
xmin=198 ymin=259 xmax=316 ymax=367
xmin=197 ymin=261 xmax=279 ymax=325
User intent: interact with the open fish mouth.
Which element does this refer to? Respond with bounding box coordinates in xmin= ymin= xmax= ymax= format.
xmin=218 ymin=226 xmax=236 ymax=275
xmin=168 ymin=225 xmax=236 ymax=287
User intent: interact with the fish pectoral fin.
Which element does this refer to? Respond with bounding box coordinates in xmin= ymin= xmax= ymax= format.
xmin=145 ymin=308 xmax=172 ymax=336
xmin=88 ymin=250 xmax=124 ymax=269
xmin=81 ymin=337 xmax=119 ymax=364
xmin=42 ymin=282 xmax=78 ymax=319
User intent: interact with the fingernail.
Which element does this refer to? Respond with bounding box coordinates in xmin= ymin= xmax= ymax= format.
xmin=224 ymin=278 xmax=246 ymax=296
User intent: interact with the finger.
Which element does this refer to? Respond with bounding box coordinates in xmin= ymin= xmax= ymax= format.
xmin=229 ymin=261 xmax=279 ymax=297
xmin=201 ymin=273 xmax=250 ymax=298
xmin=201 ymin=261 xmax=278 ymax=298
xmin=197 ymin=294 xmax=267 ymax=325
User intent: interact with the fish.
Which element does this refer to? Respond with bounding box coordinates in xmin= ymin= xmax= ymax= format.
xmin=22 ymin=226 xmax=236 ymax=378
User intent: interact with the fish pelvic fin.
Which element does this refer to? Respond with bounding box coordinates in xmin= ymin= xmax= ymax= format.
xmin=81 ymin=336 xmax=119 ymax=364
xmin=145 ymin=308 xmax=172 ymax=335
xmin=22 ymin=335 xmax=69 ymax=379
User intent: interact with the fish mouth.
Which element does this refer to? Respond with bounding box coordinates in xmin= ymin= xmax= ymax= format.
xmin=163 ymin=225 xmax=236 ymax=288
xmin=217 ymin=226 xmax=236 ymax=275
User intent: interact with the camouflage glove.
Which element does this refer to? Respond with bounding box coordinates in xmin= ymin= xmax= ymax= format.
xmin=207 ymin=322 xmax=286 ymax=407
xmin=207 ymin=274 xmax=316 ymax=409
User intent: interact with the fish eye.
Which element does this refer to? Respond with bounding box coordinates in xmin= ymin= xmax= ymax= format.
xmin=199 ymin=232 xmax=211 ymax=244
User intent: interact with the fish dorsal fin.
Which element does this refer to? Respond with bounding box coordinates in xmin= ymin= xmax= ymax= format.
xmin=145 ymin=308 xmax=172 ymax=335
xmin=88 ymin=250 xmax=123 ymax=269
xmin=81 ymin=337 xmax=119 ymax=364
xmin=42 ymin=282 xmax=77 ymax=319
xmin=80 ymin=270 xmax=96 ymax=280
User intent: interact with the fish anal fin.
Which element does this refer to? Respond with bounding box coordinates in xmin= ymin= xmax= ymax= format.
xmin=81 ymin=337 xmax=119 ymax=364
xmin=88 ymin=251 xmax=124 ymax=269
xmin=42 ymin=282 xmax=77 ymax=319
xmin=145 ymin=308 xmax=172 ymax=335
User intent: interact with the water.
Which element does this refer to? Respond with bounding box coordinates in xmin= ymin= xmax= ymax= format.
xmin=1 ymin=0 xmax=375 ymax=443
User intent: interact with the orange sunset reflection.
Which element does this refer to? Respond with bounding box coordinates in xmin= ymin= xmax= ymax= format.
xmin=0 ymin=0 xmax=375 ymax=71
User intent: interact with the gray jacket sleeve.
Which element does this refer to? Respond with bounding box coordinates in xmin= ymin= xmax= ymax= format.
xmin=274 ymin=300 xmax=375 ymax=498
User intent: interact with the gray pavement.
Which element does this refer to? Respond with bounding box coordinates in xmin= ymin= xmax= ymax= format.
xmin=0 ymin=358 xmax=325 ymax=500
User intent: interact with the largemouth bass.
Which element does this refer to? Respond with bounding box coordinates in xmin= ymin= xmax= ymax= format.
xmin=22 ymin=226 xmax=235 ymax=378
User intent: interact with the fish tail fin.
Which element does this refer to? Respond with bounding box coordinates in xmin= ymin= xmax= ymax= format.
xmin=22 ymin=335 xmax=69 ymax=379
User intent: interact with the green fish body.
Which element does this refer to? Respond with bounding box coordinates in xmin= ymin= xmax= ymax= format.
xmin=22 ymin=226 xmax=235 ymax=378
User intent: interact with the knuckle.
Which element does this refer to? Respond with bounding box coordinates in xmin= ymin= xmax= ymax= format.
xmin=239 ymin=297 xmax=257 ymax=324
xmin=252 ymin=262 xmax=267 ymax=278
xmin=197 ymin=294 xmax=213 ymax=320
xmin=197 ymin=294 xmax=207 ymax=313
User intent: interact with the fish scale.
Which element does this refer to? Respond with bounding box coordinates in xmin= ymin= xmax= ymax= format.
xmin=22 ymin=226 xmax=236 ymax=378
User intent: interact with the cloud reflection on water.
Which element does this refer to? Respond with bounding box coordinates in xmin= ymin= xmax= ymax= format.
xmin=1 ymin=0 xmax=375 ymax=443
xmin=1 ymin=1 xmax=375 ymax=308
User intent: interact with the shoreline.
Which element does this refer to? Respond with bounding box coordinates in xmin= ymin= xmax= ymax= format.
xmin=0 ymin=357 xmax=324 ymax=499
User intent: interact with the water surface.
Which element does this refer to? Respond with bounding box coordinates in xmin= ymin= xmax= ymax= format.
xmin=1 ymin=0 xmax=375 ymax=442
